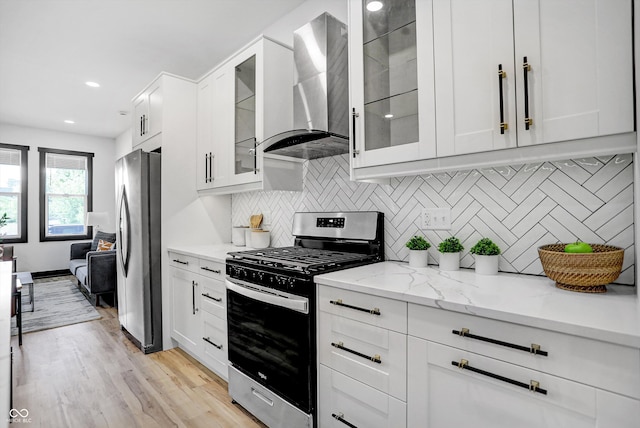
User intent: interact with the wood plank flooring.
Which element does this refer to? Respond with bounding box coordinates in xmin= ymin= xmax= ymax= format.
xmin=11 ymin=305 xmax=266 ymax=427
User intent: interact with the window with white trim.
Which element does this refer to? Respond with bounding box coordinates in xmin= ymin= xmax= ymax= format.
xmin=0 ymin=143 xmax=28 ymax=243
xmin=39 ymin=148 xmax=93 ymax=241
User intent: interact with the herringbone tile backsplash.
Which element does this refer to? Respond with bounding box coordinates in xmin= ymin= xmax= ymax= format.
xmin=233 ymin=153 xmax=635 ymax=285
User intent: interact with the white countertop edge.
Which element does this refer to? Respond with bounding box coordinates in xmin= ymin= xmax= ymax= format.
xmin=315 ymin=262 xmax=640 ymax=349
xmin=167 ymin=243 xmax=252 ymax=263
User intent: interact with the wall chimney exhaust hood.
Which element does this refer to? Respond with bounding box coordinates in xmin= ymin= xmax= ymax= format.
xmin=262 ymin=13 xmax=349 ymax=160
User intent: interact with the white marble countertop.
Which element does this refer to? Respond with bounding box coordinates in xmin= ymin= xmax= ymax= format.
xmin=167 ymin=243 xmax=252 ymax=263
xmin=315 ymin=261 xmax=640 ymax=348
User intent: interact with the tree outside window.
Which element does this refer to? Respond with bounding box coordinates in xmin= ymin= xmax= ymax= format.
xmin=0 ymin=143 xmax=28 ymax=243
xmin=39 ymin=148 xmax=93 ymax=241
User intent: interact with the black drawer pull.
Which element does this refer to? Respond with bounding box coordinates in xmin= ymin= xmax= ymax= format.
xmin=202 ymin=293 xmax=222 ymax=302
xmin=330 ymin=299 xmax=380 ymax=315
xmin=200 ymin=266 xmax=221 ymax=274
xmin=331 ymin=341 xmax=381 ymax=364
xmin=173 ymin=259 xmax=189 ymax=265
xmin=203 ymin=337 xmax=222 ymax=349
xmin=452 ymin=359 xmax=547 ymax=395
xmin=332 ymin=412 xmax=357 ymax=428
xmin=452 ymin=328 xmax=548 ymax=356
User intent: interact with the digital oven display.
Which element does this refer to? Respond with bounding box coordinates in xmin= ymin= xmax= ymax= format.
xmin=316 ymin=217 xmax=345 ymax=228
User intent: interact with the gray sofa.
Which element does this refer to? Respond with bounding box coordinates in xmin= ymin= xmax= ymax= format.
xmin=69 ymin=231 xmax=117 ymax=306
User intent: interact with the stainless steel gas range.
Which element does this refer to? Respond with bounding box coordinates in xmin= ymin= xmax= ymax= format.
xmin=225 ymin=211 xmax=385 ymax=428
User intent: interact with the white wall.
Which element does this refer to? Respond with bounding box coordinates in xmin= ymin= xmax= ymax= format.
xmin=114 ymin=127 xmax=132 ymax=161
xmin=0 ymin=123 xmax=116 ymax=273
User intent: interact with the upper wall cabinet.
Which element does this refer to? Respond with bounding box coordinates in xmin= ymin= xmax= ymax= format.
xmin=132 ymin=73 xmax=196 ymax=153
xmin=197 ymin=37 xmax=303 ymax=195
xmin=132 ymin=79 xmax=162 ymax=149
xmin=350 ymin=0 xmax=437 ymax=169
xmin=434 ymin=0 xmax=634 ymax=157
xmin=349 ymin=0 xmax=635 ymax=180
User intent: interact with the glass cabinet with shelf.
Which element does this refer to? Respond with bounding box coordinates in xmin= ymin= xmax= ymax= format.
xmin=350 ymin=0 xmax=436 ymax=169
xmin=234 ymin=55 xmax=257 ymax=176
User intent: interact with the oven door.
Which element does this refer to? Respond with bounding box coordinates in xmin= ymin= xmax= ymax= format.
xmin=226 ymin=277 xmax=313 ymax=413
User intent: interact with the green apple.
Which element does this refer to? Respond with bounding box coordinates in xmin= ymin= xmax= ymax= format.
xmin=564 ymin=242 xmax=593 ymax=253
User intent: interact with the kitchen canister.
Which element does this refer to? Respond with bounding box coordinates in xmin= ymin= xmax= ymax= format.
xmin=252 ymin=230 xmax=271 ymax=249
xmin=245 ymin=228 xmax=254 ymax=247
xmin=232 ymin=226 xmax=247 ymax=246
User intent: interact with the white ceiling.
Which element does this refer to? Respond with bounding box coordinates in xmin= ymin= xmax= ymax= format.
xmin=0 ymin=0 xmax=307 ymax=139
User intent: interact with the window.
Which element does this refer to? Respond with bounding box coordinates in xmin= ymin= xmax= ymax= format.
xmin=39 ymin=148 xmax=94 ymax=241
xmin=0 ymin=143 xmax=28 ymax=243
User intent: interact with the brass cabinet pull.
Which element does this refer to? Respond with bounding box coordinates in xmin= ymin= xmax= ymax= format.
xmin=523 ymin=57 xmax=533 ymax=129
xmin=330 ymin=299 xmax=380 ymax=315
xmin=203 ymin=337 xmax=222 ymax=349
xmin=332 ymin=412 xmax=358 ymax=428
xmin=200 ymin=266 xmax=221 ymax=274
xmin=452 ymin=359 xmax=547 ymax=395
xmin=202 ymin=293 xmax=222 ymax=302
xmin=452 ymin=328 xmax=548 ymax=357
xmin=498 ymin=64 xmax=508 ymax=134
xmin=351 ymin=108 xmax=360 ymax=158
xmin=331 ymin=341 xmax=381 ymax=364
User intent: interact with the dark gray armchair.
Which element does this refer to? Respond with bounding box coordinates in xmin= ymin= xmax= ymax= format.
xmin=69 ymin=238 xmax=116 ymax=306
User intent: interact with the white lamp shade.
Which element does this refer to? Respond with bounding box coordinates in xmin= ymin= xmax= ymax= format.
xmin=85 ymin=211 xmax=109 ymax=230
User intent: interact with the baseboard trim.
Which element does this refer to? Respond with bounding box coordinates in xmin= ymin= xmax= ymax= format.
xmin=30 ymin=269 xmax=73 ymax=279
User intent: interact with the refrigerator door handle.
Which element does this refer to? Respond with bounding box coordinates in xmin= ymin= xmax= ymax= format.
xmin=118 ymin=186 xmax=132 ymax=277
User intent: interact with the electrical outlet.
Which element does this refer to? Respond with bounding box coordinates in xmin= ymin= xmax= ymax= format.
xmin=421 ymin=207 xmax=451 ymax=230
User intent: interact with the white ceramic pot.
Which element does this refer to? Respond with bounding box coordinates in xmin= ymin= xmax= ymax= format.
xmin=252 ymin=230 xmax=271 ymax=249
xmin=474 ymin=255 xmax=499 ymax=275
xmin=232 ymin=227 xmax=247 ymax=246
xmin=409 ymin=250 xmax=429 ymax=268
xmin=245 ymin=228 xmax=254 ymax=247
xmin=439 ymin=252 xmax=460 ymax=271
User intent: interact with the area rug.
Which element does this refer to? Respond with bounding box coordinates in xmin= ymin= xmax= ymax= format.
xmin=11 ymin=275 xmax=102 ymax=335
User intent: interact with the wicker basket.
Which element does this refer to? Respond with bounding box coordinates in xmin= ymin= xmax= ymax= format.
xmin=538 ymin=244 xmax=624 ymax=293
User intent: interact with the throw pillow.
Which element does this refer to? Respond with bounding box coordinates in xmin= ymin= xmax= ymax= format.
xmin=97 ymin=239 xmax=114 ymax=251
xmin=91 ymin=231 xmax=116 ymax=251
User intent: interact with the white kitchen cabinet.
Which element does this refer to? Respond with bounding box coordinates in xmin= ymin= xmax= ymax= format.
xmin=131 ymin=73 xmax=196 ymax=153
xmin=318 ymin=285 xmax=408 ymax=426
xmin=434 ymin=0 xmax=633 ymax=157
xmin=198 ymin=36 xmax=303 ymax=195
xmin=349 ymin=0 xmax=437 ymax=169
xmin=350 ymin=0 xmax=635 ymax=180
xmin=169 ymin=261 xmax=201 ymax=356
xmin=169 ymin=251 xmax=228 ymax=380
xmin=196 ymin=74 xmax=215 ymax=190
xmin=407 ymin=338 xmax=640 ymax=428
xmin=319 ymin=365 xmax=407 ymax=428
xmin=407 ymin=302 xmax=640 ymax=427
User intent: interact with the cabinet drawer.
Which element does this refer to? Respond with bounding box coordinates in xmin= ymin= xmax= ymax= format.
xmin=200 ymin=277 xmax=225 ymax=318
xmin=197 ymin=259 xmax=224 ymax=280
xmin=319 ymin=312 xmax=406 ymax=401
xmin=319 ymin=285 xmax=407 ymax=333
xmin=408 ymin=304 xmax=640 ymax=399
xmin=319 ymin=365 xmax=406 ymax=428
xmin=201 ymin=311 xmax=228 ymax=380
xmin=409 ymin=338 xmax=601 ymax=427
xmin=168 ymin=252 xmax=199 ymax=273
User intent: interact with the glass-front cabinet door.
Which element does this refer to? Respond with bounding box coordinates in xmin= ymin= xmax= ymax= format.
xmin=350 ymin=0 xmax=436 ymax=170
xmin=228 ymin=44 xmax=261 ymax=188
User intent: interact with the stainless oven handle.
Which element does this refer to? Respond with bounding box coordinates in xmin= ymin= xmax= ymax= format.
xmin=226 ymin=279 xmax=309 ymax=314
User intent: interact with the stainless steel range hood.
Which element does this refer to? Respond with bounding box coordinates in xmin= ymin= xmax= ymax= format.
xmin=262 ymin=13 xmax=349 ymax=160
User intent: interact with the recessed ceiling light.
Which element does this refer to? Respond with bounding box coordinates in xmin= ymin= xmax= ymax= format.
xmin=385 ymin=113 xmax=394 ymax=119
xmin=367 ymin=1 xmax=383 ymax=12
xmin=85 ymin=81 xmax=100 ymax=88
xmin=64 ymin=120 xmax=75 ymax=124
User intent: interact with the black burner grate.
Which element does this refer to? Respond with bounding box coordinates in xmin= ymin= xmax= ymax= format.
xmin=228 ymin=246 xmax=374 ymax=271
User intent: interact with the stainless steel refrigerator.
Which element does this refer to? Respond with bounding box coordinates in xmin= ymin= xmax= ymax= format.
xmin=115 ymin=149 xmax=162 ymax=354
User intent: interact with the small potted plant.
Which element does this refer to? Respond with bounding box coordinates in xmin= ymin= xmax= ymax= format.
xmin=406 ymin=235 xmax=431 ymax=268
xmin=469 ymin=237 xmax=501 ymax=275
xmin=438 ymin=236 xmax=464 ymax=271
xmin=0 ymin=213 xmax=8 ymax=257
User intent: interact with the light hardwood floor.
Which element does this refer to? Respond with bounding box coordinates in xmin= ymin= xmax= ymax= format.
xmin=12 ymin=305 xmax=266 ymax=427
